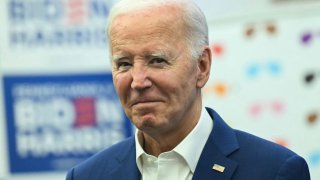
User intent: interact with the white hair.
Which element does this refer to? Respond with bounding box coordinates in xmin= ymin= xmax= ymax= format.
xmin=106 ymin=0 xmax=209 ymax=60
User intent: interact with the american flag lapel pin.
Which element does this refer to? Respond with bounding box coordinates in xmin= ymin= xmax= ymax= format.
xmin=212 ymin=164 xmax=225 ymax=173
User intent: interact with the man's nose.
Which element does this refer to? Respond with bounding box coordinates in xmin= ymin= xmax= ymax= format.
xmin=130 ymin=65 xmax=152 ymax=90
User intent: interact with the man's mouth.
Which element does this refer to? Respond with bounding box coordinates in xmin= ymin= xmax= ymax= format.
xmin=131 ymin=99 xmax=162 ymax=107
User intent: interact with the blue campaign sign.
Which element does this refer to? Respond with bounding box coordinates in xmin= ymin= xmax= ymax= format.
xmin=8 ymin=0 xmax=115 ymax=48
xmin=3 ymin=73 xmax=132 ymax=173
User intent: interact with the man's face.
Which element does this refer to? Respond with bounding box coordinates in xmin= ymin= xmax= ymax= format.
xmin=109 ymin=6 xmax=205 ymax=136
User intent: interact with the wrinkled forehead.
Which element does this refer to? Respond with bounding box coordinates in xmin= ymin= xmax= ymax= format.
xmin=109 ymin=5 xmax=187 ymax=47
xmin=107 ymin=2 xmax=185 ymax=32
xmin=109 ymin=4 xmax=186 ymax=35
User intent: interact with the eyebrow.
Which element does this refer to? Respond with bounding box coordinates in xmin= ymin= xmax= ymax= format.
xmin=111 ymin=50 xmax=170 ymax=62
xmin=147 ymin=51 xmax=168 ymax=59
xmin=112 ymin=54 xmax=126 ymax=62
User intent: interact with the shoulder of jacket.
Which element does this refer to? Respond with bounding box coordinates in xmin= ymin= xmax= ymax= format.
xmin=70 ymin=136 xmax=135 ymax=178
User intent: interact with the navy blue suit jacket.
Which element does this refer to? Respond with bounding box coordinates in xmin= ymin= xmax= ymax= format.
xmin=66 ymin=108 xmax=310 ymax=180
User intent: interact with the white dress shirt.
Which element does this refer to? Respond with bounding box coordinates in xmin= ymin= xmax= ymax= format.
xmin=135 ymin=107 xmax=214 ymax=180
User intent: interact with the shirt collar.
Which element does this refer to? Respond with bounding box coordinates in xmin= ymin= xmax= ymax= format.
xmin=173 ymin=106 xmax=213 ymax=173
xmin=135 ymin=130 xmax=145 ymax=173
xmin=135 ymin=106 xmax=213 ymax=173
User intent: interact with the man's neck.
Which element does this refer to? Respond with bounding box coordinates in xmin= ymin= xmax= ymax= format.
xmin=140 ymin=102 xmax=202 ymax=157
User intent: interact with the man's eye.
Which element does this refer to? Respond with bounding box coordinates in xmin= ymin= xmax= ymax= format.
xmin=117 ymin=62 xmax=132 ymax=69
xmin=150 ymin=58 xmax=167 ymax=64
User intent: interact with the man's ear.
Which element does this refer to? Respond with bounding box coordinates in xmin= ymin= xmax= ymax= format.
xmin=196 ymin=46 xmax=212 ymax=88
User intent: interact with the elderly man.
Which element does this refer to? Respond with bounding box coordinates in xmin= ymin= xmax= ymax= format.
xmin=66 ymin=0 xmax=310 ymax=179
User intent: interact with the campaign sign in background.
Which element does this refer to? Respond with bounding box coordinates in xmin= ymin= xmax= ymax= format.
xmin=3 ymin=73 xmax=132 ymax=173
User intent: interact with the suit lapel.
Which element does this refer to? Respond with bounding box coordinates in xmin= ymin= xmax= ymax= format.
xmin=193 ymin=108 xmax=240 ymax=180
xmin=100 ymin=138 xmax=141 ymax=180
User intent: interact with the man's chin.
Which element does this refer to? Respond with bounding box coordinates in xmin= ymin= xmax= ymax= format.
xmin=133 ymin=115 xmax=162 ymax=131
